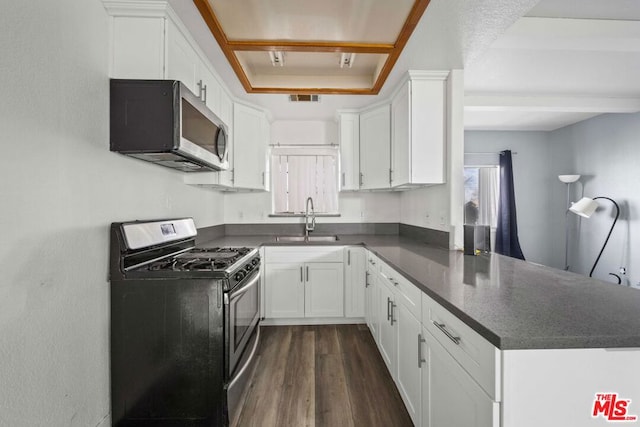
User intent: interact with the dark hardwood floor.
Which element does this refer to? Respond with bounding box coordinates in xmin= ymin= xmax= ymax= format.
xmin=234 ymin=324 xmax=413 ymax=427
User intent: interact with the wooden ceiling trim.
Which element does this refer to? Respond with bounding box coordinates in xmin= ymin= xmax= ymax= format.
xmin=193 ymin=0 xmax=253 ymax=92
xmin=248 ymin=87 xmax=376 ymax=95
xmin=372 ymin=0 xmax=431 ymax=93
xmin=194 ymin=0 xmax=431 ymax=95
xmin=227 ymin=41 xmax=394 ymax=55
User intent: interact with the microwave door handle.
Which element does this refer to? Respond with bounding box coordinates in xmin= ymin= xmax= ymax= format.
xmin=227 ymin=269 xmax=260 ymax=305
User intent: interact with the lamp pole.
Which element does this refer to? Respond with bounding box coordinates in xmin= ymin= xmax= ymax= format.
xmin=559 ymin=175 xmax=580 ymax=271
xmin=588 ymin=197 xmax=620 ymax=278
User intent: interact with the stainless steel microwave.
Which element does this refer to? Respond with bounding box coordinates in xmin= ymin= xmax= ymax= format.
xmin=110 ymin=79 xmax=229 ymax=172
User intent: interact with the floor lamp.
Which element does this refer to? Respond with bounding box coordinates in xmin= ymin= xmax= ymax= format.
xmin=559 ymin=175 xmax=580 ymax=270
xmin=569 ymin=196 xmax=620 ymax=278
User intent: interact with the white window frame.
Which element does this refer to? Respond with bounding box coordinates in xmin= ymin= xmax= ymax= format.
xmin=270 ymin=146 xmax=339 ymax=215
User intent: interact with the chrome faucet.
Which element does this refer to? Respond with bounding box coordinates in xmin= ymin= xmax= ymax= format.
xmin=305 ymin=197 xmax=316 ymax=240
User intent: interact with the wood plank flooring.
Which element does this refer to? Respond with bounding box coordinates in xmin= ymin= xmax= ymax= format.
xmin=234 ymin=324 xmax=413 ymax=427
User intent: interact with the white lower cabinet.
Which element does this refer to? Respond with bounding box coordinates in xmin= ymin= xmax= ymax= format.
xmin=397 ymin=303 xmax=422 ymax=425
xmin=365 ymin=257 xmax=379 ymax=340
xmin=264 ymin=247 xmax=344 ymax=320
xmin=305 ymin=263 xmax=344 ymax=317
xmin=265 ymin=262 xmax=343 ymax=318
xmin=377 ymin=276 xmax=397 ymax=374
xmin=264 ymin=263 xmax=305 ymax=318
xmin=344 ymin=247 xmax=366 ymax=317
xmin=364 ymin=250 xmax=500 ymax=427
xmin=421 ymin=327 xmax=498 ymax=427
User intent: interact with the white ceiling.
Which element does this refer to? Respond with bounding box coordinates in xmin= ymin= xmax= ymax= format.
xmin=465 ymin=0 xmax=640 ymax=131
xmin=171 ymin=0 xmax=640 ymax=130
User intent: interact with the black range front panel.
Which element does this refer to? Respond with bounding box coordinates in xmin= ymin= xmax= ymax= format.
xmin=110 ymin=278 xmax=225 ymax=427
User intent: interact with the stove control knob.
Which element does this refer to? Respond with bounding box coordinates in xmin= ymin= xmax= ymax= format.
xmin=234 ymin=271 xmax=246 ymax=281
xmin=251 ymin=258 xmax=259 ymax=266
xmin=245 ymin=264 xmax=253 ymax=271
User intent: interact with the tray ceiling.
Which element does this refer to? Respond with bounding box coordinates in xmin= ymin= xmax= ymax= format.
xmin=194 ymin=0 xmax=430 ymax=94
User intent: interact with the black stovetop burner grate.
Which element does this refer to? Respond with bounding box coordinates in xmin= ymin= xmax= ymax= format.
xmin=145 ymin=247 xmax=253 ymax=272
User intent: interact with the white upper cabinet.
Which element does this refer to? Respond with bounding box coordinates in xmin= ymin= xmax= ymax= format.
xmin=165 ymin=19 xmax=199 ymax=94
xmin=233 ymin=103 xmax=269 ymax=191
xmin=359 ymin=104 xmax=391 ymax=190
xmin=106 ymin=3 xmax=229 ymax=119
xmin=391 ymin=72 xmax=448 ymax=188
xmin=338 ymin=112 xmax=360 ymax=191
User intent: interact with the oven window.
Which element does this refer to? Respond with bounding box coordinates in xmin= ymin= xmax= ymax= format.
xmin=232 ymin=280 xmax=258 ymax=351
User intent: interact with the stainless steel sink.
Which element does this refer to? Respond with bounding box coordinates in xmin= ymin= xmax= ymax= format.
xmin=275 ymin=235 xmax=339 ymax=242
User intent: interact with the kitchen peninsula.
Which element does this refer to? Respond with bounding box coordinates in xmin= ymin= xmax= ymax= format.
xmin=201 ymin=228 xmax=640 ymax=427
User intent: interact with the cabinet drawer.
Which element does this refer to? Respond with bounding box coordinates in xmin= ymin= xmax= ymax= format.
xmin=366 ymin=251 xmax=381 ymax=273
xmin=379 ymin=261 xmax=421 ymax=319
xmin=266 ymin=246 xmax=344 ymax=263
xmin=422 ymin=293 xmax=500 ymax=401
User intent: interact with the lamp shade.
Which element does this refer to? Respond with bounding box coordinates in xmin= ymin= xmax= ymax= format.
xmin=558 ymin=174 xmax=581 ymax=183
xmin=569 ymin=197 xmax=599 ymax=218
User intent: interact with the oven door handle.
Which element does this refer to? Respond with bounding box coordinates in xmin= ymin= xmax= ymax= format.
xmin=227 ymin=268 xmax=260 ymax=305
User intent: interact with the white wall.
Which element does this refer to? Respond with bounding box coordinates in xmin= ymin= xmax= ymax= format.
xmin=224 ymin=119 xmax=401 ymax=225
xmin=270 ymin=120 xmax=338 ymax=145
xmin=224 ymin=191 xmax=401 ymax=224
xmin=0 ymin=1 xmax=225 ymax=426
xmin=464 ymin=131 xmax=565 ymax=268
xmin=550 ymin=112 xmax=640 ymax=286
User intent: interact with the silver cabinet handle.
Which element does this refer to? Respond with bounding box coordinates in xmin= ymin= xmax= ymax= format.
xmin=306 ymin=266 xmax=309 ymax=282
xmin=365 ymin=271 xmax=370 ymax=287
xmin=433 ymin=321 xmax=461 ymax=345
xmin=389 ymin=168 xmax=393 ymax=185
xmin=418 ymin=334 xmax=426 ymax=368
xmin=387 ymin=297 xmax=391 ymax=321
xmin=390 ymin=302 xmax=396 ymax=325
xmin=342 ymin=172 xmax=345 ymax=187
xmin=262 ymin=171 xmax=265 ymax=186
xmin=300 ymin=266 xmax=303 ymax=283
xmin=348 ymin=250 xmax=351 ymax=265
xmin=359 ymin=172 xmax=363 ymax=187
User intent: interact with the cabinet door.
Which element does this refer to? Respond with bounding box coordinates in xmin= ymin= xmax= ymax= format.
xmin=338 ymin=113 xmax=360 ymax=191
xmin=344 ymin=247 xmax=366 ymax=317
xmin=365 ymin=266 xmax=379 ymax=340
xmin=377 ymin=279 xmax=397 ymax=374
xmin=199 ymin=61 xmax=221 ymax=118
xmin=110 ymin=16 xmax=165 ymax=79
xmin=305 ymin=262 xmax=344 ymax=318
xmin=359 ymin=104 xmax=391 ymax=190
xmin=397 ymin=302 xmax=422 ymax=426
xmin=166 ymin=20 xmax=199 ymax=94
xmin=233 ymin=103 xmax=267 ymax=190
xmin=391 ymin=81 xmax=411 ymax=187
xmin=265 ymin=263 xmax=305 ymax=318
xmin=409 ymin=77 xmax=446 ymax=185
xmin=421 ymin=328 xmax=498 ymax=427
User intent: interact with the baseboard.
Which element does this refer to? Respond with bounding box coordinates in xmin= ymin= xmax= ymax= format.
xmin=261 ymin=317 xmax=366 ymax=326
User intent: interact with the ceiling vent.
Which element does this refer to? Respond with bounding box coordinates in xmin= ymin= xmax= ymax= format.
xmin=289 ymin=94 xmax=320 ymax=102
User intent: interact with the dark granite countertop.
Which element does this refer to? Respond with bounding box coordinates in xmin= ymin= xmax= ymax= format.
xmin=200 ymin=234 xmax=640 ymax=350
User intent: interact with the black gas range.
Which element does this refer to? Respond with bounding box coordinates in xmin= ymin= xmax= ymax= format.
xmin=109 ymin=218 xmax=261 ymax=427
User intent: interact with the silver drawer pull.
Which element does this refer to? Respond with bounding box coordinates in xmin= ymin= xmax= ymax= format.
xmin=390 ymin=302 xmax=396 ymax=325
xmin=433 ymin=321 xmax=461 ymax=345
xmin=418 ymin=334 xmax=426 ymax=368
